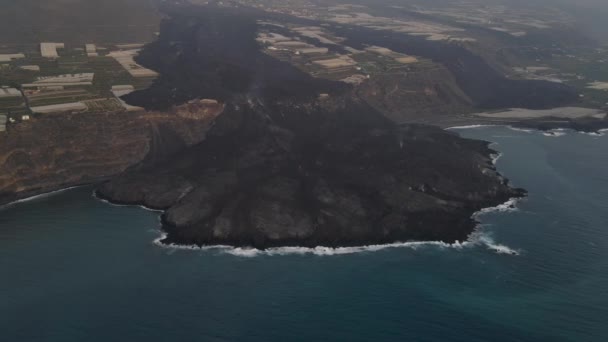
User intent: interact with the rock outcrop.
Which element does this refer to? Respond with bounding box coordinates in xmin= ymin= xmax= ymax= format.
xmin=0 ymin=106 xmax=220 ymax=205
xmin=95 ymin=4 xmax=525 ymax=249
xmin=99 ymin=96 xmax=523 ymax=249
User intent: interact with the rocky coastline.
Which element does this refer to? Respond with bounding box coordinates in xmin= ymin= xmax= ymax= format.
xmin=96 ymin=97 xmax=526 ymax=249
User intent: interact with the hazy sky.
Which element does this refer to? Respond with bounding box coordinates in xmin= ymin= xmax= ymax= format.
xmin=547 ymin=0 xmax=608 ymax=43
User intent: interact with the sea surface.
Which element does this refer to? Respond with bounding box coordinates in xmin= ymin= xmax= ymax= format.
xmin=1 ymin=126 xmax=607 ymax=342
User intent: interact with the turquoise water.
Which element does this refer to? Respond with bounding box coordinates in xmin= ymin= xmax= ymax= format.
xmin=1 ymin=126 xmax=607 ymax=341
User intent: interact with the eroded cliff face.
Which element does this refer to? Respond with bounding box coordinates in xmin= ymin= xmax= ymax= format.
xmin=93 ymin=5 xmax=525 ymax=249
xmin=0 ymin=102 xmax=221 ymax=205
xmin=1 ymin=4 xmax=528 ymax=249
xmin=98 ymin=97 xmax=524 ymax=249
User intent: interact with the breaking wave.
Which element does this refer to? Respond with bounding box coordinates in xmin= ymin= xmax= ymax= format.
xmin=578 ymin=130 xmax=604 ymax=137
xmin=1 ymin=185 xmax=86 ymax=210
xmin=152 ymin=197 xmax=522 ymax=257
xmin=491 ymin=152 xmax=503 ymax=165
xmin=92 ymin=192 xmax=163 ymax=212
xmin=474 ymin=197 xmax=521 ymax=216
xmin=507 ymin=126 xmax=535 ymax=133
xmin=543 ymin=129 xmax=568 ymax=137
xmin=446 ymin=124 xmax=496 ymax=130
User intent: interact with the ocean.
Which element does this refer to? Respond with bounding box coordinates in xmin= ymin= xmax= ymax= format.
xmin=1 ymin=126 xmax=607 ymax=341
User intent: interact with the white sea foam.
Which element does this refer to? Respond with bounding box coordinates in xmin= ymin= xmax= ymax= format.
xmin=507 ymin=126 xmax=535 ymax=133
xmin=446 ymin=124 xmax=496 ymax=130
xmin=475 ymin=233 xmax=519 ymax=255
xmin=92 ymin=192 xmax=163 ymax=212
xmin=153 ymin=229 xmax=519 ymax=257
xmin=150 ymin=197 xmax=522 ymax=257
xmin=0 ymin=185 xmax=86 ymax=209
xmin=578 ymin=131 xmax=604 ymax=137
xmin=491 ymin=152 xmax=503 ymax=165
xmin=474 ymin=197 xmax=521 ymax=216
xmin=543 ymin=130 xmax=567 ymax=137
xmin=152 ymin=236 xmax=472 ymax=257
xmin=448 ymin=123 xmax=607 ymax=138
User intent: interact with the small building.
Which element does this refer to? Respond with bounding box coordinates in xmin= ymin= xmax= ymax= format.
xmin=297 ymin=47 xmax=329 ymax=55
xmin=31 ymin=102 xmax=88 ymax=114
xmin=395 ymin=56 xmax=418 ymax=64
xmin=22 ymin=115 xmax=30 ymax=121
xmin=111 ymin=85 xmax=135 ymax=92
xmin=0 ymin=114 xmax=7 ymax=132
xmin=40 ymin=42 xmax=65 ymax=58
xmin=0 ymin=87 xmax=21 ymax=98
xmin=108 ymin=50 xmax=158 ymax=78
xmin=312 ymin=56 xmax=357 ymax=69
xmin=85 ymin=44 xmax=98 ymax=57
xmin=200 ymin=99 xmax=219 ymax=105
xmin=22 ymin=73 xmax=94 ymax=89
xmin=19 ymin=65 xmax=41 ymax=72
xmin=0 ymin=53 xmax=25 ymax=63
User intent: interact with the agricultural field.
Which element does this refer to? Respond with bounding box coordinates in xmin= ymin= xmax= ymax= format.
xmin=25 ymin=88 xmax=97 ymax=108
xmin=0 ymin=43 xmax=158 ymax=119
xmin=543 ymin=48 xmax=608 ymax=108
xmin=83 ymin=98 xmax=125 ymax=112
xmin=497 ymin=45 xmax=608 ymax=109
xmin=0 ymin=95 xmax=28 ymax=118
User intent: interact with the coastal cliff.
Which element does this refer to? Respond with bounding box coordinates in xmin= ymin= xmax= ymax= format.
xmin=98 ymin=96 xmax=524 ymax=248
xmin=94 ymin=4 xmax=530 ymax=249
xmin=0 ymin=103 xmax=220 ymax=205
xmin=2 ymin=3 xmax=534 ymax=249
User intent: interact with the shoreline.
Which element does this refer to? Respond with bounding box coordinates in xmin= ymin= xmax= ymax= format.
xmin=0 ymin=184 xmax=91 ymax=210
xmin=90 ymin=164 xmax=524 ymax=256
xmin=447 ymin=124 xmax=608 ymax=136
xmin=6 ymin=124 xmax=589 ymax=256
xmin=6 ymin=183 xmax=522 ymax=257
xmin=147 ymin=196 xmax=523 ymax=257
xmin=92 ymin=190 xmax=164 ymax=213
xmin=1 ymin=125 xmax=533 ymax=257
xmin=93 ymin=124 xmax=531 ymax=256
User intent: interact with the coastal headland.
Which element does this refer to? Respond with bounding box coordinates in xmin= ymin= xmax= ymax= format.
xmin=2 ymin=2 xmax=607 ymax=249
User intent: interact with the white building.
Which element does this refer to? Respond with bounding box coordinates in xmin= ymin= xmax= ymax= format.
xmin=85 ymin=44 xmax=98 ymax=57
xmin=22 ymin=73 xmax=95 ymax=88
xmin=40 ymin=42 xmax=65 ymax=58
xmin=0 ymin=114 xmax=7 ymax=132
xmin=20 ymin=65 xmax=41 ymax=72
xmin=31 ymin=102 xmax=88 ymax=114
xmin=0 ymin=53 xmax=25 ymax=63
xmin=0 ymin=87 xmax=21 ymax=98
xmin=108 ymin=50 xmax=158 ymax=78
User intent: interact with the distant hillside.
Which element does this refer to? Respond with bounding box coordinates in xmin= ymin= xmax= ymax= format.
xmin=0 ymin=0 xmax=161 ymax=45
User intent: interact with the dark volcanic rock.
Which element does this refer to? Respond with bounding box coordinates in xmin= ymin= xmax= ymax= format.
xmin=122 ymin=5 xmax=345 ymax=111
xmin=99 ymin=99 xmax=524 ymax=248
xmin=512 ymin=116 xmax=608 ymax=134
xmin=325 ymin=24 xmax=578 ymax=110
xmin=125 ymin=3 xmax=577 ymax=113
xmin=99 ymin=4 xmax=525 ymax=249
